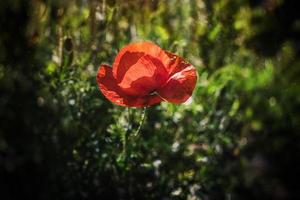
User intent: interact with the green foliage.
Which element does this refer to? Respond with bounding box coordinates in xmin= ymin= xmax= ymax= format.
xmin=1 ymin=0 xmax=299 ymax=199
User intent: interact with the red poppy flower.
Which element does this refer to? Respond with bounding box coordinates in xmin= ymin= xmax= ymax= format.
xmin=97 ymin=41 xmax=197 ymax=107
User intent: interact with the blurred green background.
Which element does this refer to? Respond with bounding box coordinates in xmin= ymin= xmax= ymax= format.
xmin=0 ymin=0 xmax=300 ymax=199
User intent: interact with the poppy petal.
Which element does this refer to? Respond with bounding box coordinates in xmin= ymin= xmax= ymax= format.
xmin=97 ymin=64 xmax=163 ymax=107
xmin=164 ymin=51 xmax=192 ymax=77
xmin=113 ymin=41 xmax=170 ymax=82
xmin=118 ymin=54 xmax=168 ymax=96
xmin=124 ymin=94 xmax=163 ymax=108
xmin=158 ymin=64 xmax=197 ymax=104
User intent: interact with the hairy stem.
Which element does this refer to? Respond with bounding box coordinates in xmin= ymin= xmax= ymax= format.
xmin=133 ymin=107 xmax=147 ymax=138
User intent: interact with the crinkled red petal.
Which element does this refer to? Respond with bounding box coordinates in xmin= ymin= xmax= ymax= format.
xmin=112 ymin=41 xmax=170 ymax=82
xmin=97 ymin=64 xmax=163 ymax=107
xmin=117 ymin=54 xmax=168 ymax=96
xmin=164 ymin=51 xmax=192 ymax=77
xmin=157 ymin=55 xmax=197 ymax=104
